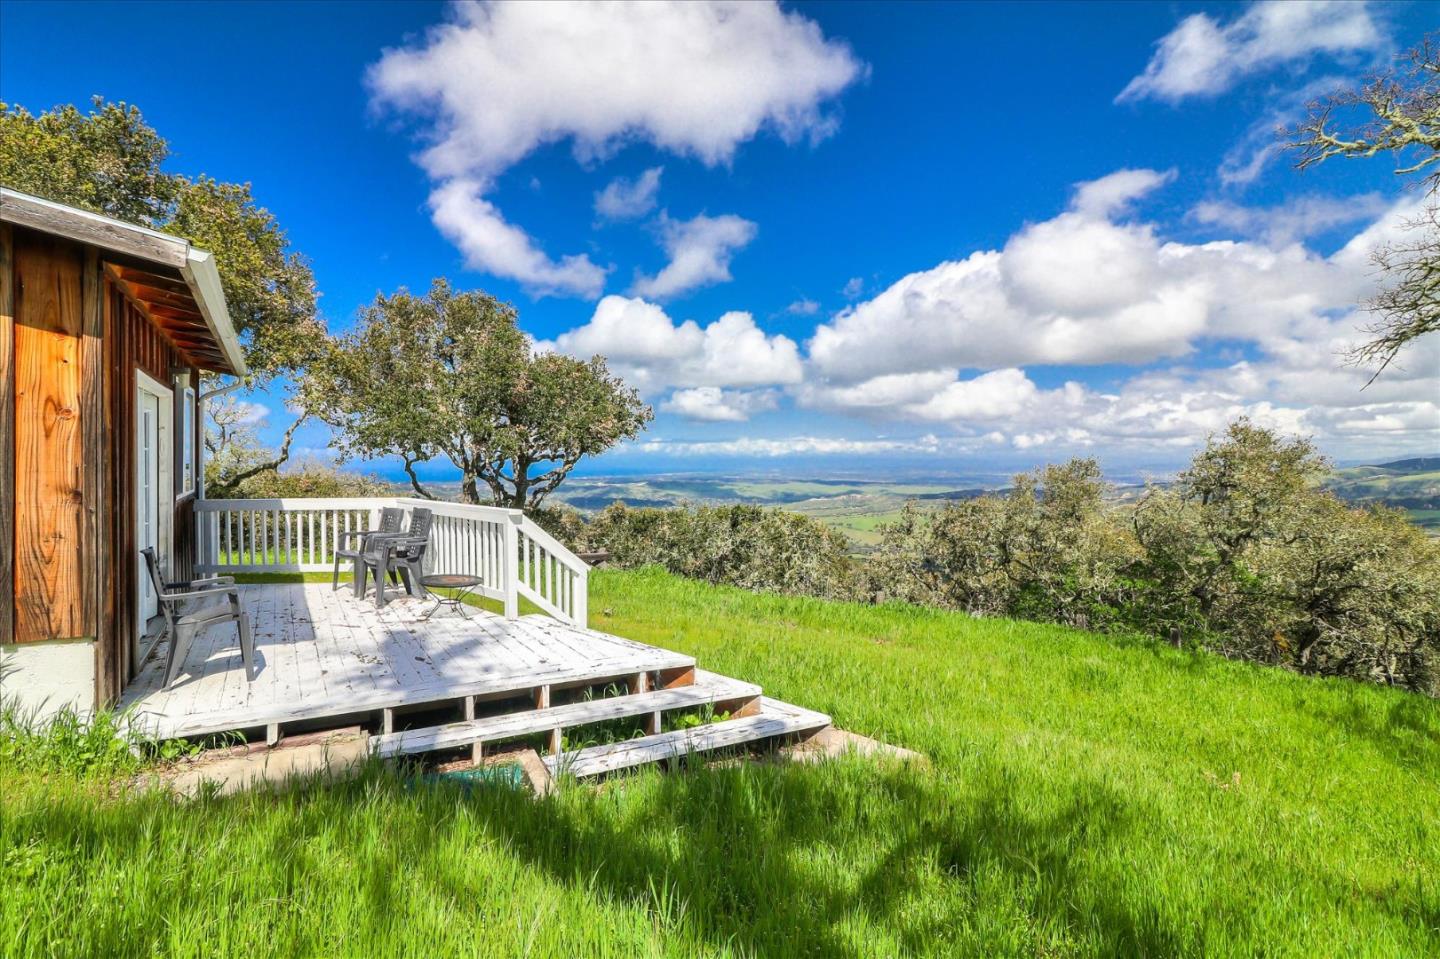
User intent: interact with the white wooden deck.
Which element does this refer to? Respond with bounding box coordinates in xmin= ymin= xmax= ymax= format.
xmin=120 ymin=583 xmax=692 ymax=741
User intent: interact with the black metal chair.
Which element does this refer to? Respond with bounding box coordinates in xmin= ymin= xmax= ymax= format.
xmin=360 ymin=507 xmax=434 ymax=607
xmin=141 ymin=547 xmax=255 ymax=689
xmin=332 ymin=507 xmax=404 ymax=590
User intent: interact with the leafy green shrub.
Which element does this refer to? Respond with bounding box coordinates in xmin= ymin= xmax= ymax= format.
xmin=872 ymin=459 xmax=1142 ymax=629
xmin=587 ymin=502 xmax=862 ymax=600
xmin=525 ymin=503 xmax=591 ymax=551
xmin=567 ymin=421 xmax=1439 ymax=695
xmin=875 ymin=421 xmax=1440 ymax=694
xmin=232 ymin=461 xmax=392 ymax=498
xmin=1133 ymin=421 xmax=1440 ymax=692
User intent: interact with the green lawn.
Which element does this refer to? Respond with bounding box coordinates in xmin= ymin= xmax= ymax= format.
xmin=3 ymin=567 xmax=1437 ymax=957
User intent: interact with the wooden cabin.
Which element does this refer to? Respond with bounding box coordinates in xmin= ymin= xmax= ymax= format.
xmin=0 ymin=192 xmax=833 ymax=773
xmin=0 ymin=188 xmax=245 ymax=720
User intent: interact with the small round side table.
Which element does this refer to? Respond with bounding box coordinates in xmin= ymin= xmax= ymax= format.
xmin=418 ymin=574 xmax=484 ymax=620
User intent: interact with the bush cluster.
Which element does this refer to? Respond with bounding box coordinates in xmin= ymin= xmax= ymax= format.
xmin=557 ymin=420 xmax=1440 ymax=696
xmin=227 ymin=461 xmax=392 ymax=499
xmin=875 ymin=421 xmax=1440 ymax=693
xmin=584 ymin=502 xmax=861 ymax=601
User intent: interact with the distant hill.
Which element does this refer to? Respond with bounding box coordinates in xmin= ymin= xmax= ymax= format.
xmin=1375 ymin=456 xmax=1440 ymax=473
xmin=1324 ymin=456 xmax=1440 ymax=534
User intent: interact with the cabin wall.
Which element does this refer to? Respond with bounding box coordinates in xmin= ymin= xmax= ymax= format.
xmin=0 ymin=226 xmax=201 ymax=718
xmin=102 ymin=283 xmax=200 ymax=705
xmin=0 ymin=228 xmax=98 ymax=720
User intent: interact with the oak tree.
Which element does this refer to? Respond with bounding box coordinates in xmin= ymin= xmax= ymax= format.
xmin=306 ymin=279 xmax=651 ymax=508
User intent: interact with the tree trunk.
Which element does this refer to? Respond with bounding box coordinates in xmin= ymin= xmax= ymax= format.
xmin=460 ymin=473 xmax=482 ymax=505
xmin=511 ymin=457 xmax=531 ymax=510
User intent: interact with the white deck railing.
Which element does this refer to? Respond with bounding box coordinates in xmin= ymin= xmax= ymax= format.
xmin=194 ymin=496 xmax=588 ymax=627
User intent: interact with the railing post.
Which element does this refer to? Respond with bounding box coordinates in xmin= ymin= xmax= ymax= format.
xmin=503 ymin=513 xmax=521 ymax=620
xmin=574 ymin=564 xmax=588 ymax=629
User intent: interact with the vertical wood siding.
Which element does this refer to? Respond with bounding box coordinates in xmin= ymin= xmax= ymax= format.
xmin=12 ymin=234 xmax=88 ymax=642
xmin=81 ymin=249 xmax=109 ymax=705
xmin=0 ymin=225 xmax=14 ymax=645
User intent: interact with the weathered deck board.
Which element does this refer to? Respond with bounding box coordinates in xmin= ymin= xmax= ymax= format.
xmin=120 ymin=583 xmax=692 ymax=740
xmin=370 ymin=670 xmax=761 ymax=758
xmin=544 ymin=698 xmax=832 ymax=778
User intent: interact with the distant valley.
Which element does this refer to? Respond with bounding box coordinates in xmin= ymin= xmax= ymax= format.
xmin=1321 ymin=457 xmax=1440 ymax=535
xmin=398 ymin=456 xmax=1440 ymax=547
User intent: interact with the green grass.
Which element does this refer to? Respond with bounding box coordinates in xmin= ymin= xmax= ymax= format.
xmin=809 ymin=508 xmax=907 ymax=545
xmin=3 ymin=567 xmax=1438 ymax=957
xmin=1404 ymin=508 xmax=1440 ymax=532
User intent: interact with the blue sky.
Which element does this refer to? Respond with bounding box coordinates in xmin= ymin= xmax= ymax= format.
xmin=2 ymin=0 xmax=1436 ymax=481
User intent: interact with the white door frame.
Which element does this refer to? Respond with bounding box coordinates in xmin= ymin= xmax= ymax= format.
xmin=135 ymin=370 xmax=175 ymax=671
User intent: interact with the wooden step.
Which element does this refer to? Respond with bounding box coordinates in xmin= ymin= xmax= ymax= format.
xmin=544 ymin=697 xmax=831 ymax=779
xmin=370 ymin=670 xmax=761 ymax=759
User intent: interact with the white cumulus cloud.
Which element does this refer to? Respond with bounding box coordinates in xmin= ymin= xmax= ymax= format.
xmin=1070 ymin=167 xmax=1175 ymax=218
xmin=794 ymin=179 xmax=1438 ymax=460
xmin=632 ymin=212 xmax=758 ymax=299
xmin=636 ymin=435 xmax=943 ymax=457
xmin=370 ymin=0 xmax=862 ymax=297
xmin=661 ymin=387 xmax=781 ymax=422
xmin=430 ymin=179 xmax=608 ymax=298
xmin=805 ymin=167 xmax=1371 ymax=384
xmin=595 ymin=167 xmax=663 ymax=221
xmin=545 ymin=294 xmax=802 ymax=393
xmin=1190 ymin=193 xmax=1390 ymax=245
xmin=1117 ymin=0 xmax=1383 ymax=103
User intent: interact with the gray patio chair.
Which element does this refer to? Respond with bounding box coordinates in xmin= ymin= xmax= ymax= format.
xmin=142 ymin=547 xmax=255 ymax=690
xmin=332 ymin=507 xmax=404 ymax=590
xmin=360 ymin=507 xmax=434 ymax=607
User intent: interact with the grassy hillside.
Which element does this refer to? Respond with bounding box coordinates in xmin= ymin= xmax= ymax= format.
xmin=4 ymin=568 xmax=1438 ymax=957
xmin=1325 ymin=458 xmax=1440 ymax=533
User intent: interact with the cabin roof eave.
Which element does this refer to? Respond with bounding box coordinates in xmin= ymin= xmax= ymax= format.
xmin=0 ymin=186 xmax=247 ymax=377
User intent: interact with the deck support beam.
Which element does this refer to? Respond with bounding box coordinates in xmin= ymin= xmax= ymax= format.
xmin=464 ymin=696 xmax=483 ymax=763
xmin=725 ymin=696 xmax=763 ymax=719
xmin=632 ymin=671 xmax=661 ymax=734
xmin=658 ymin=666 xmax=695 ymax=689
xmin=533 ymin=685 xmax=560 ymax=755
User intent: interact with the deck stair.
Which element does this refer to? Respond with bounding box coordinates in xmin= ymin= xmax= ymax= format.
xmin=544 ymin=697 xmax=831 ymax=779
xmin=120 ymin=583 xmax=833 ymax=778
xmin=371 ymin=669 xmax=763 ymax=759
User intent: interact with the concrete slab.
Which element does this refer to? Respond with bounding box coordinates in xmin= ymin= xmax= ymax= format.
xmin=143 ymin=729 xmax=369 ymax=798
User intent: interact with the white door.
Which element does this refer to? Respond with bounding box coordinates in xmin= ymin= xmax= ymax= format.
xmin=137 ymin=390 xmax=161 ymax=628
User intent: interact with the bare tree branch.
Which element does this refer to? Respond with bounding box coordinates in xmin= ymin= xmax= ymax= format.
xmin=1288 ymin=35 xmax=1440 ymax=381
xmin=207 ymin=412 xmax=307 ymax=497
